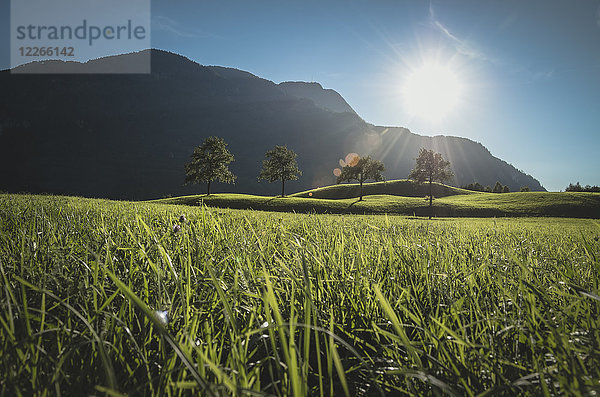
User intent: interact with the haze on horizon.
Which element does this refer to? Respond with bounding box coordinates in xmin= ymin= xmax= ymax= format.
xmin=1 ymin=0 xmax=598 ymax=192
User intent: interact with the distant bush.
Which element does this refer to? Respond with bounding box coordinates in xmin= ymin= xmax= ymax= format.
xmin=462 ymin=182 xmax=492 ymax=192
xmin=565 ymin=182 xmax=600 ymax=192
xmin=462 ymin=181 xmax=511 ymax=193
xmin=492 ymin=181 xmax=510 ymax=193
xmin=520 ymin=186 xmax=531 ymax=192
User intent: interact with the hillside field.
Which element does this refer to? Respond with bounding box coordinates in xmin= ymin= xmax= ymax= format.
xmin=155 ymin=181 xmax=600 ymax=218
xmin=1 ymin=193 xmax=599 ymax=395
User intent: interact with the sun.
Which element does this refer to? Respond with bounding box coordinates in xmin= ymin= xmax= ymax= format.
xmin=402 ymin=62 xmax=462 ymax=121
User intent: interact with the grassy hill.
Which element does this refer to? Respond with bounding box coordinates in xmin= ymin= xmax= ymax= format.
xmin=154 ymin=189 xmax=600 ymax=218
xmin=291 ymin=179 xmax=474 ymax=199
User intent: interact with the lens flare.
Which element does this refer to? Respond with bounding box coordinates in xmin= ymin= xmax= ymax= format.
xmin=345 ymin=153 xmax=360 ymax=167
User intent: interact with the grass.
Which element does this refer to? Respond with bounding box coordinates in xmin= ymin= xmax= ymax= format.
xmin=1 ymin=193 xmax=600 ymax=396
xmin=154 ymin=190 xmax=600 ymax=218
xmin=291 ymin=179 xmax=475 ymax=199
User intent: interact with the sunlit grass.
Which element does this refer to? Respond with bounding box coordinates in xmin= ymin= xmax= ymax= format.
xmin=1 ymin=193 xmax=599 ymax=395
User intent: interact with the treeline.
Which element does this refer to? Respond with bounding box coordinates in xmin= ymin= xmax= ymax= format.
xmin=461 ymin=181 xmax=531 ymax=193
xmin=565 ymin=182 xmax=600 ymax=192
xmin=462 ymin=181 xmax=600 ymax=193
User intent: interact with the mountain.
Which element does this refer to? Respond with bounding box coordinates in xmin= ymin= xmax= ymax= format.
xmin=365 ymin=126 xmax=544 ymax=193
xmin=0 ymin=49 xmax=545 ymax=199
xmin=278 ymin=82 xmax=357 ymax=114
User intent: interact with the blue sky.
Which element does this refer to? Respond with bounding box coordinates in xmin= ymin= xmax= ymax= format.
xmin=2 ymin=0 xmax=599 ymax=191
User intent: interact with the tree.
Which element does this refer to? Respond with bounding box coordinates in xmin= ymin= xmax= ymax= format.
xmin=258 ymin=145 xmax=302 ymax=197
xmin=489 ymin=181 xmax=511 ymax=193
xmin=336 ymin=156 xmax=385 ymax=201
xmin=565 ymin=182 xmax=600 ymax=192
xmin=520 ymin=186 xmax=531 ymax=192
xmin=184 ymin=136 xmax=236 ymax=195
xmin=408 ymin=148 xmax=453 ymax=217
xmin=472 ymin=182 xmax=484 ymax=192
xmin=493 ymin=181 xmax=504 ymax=193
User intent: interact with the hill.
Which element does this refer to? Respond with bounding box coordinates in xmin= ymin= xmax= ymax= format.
xmin=291 ymin=179 xmax=475 ymax=199
xmin=0 ymin=49 xmax=545 ymax=200
xmin=153 ymin=191 xmax=600 ymax=218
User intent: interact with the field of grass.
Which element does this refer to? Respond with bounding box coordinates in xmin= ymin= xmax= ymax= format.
xmin=1 ymin=193 xmax=600 ymax=395
xmin=155 ymin=191 xmax=600 ymax=218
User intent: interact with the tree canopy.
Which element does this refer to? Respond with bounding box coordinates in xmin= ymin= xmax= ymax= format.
xmin=408 ymin=148 xmax=454 ymax=185
xmin=184 ymin=136 xmax=236 ymax=195
xmin=336 ymin=156 xmax=385 ymax=201
xmin=258 ymin=145 xmax=302 ymax=197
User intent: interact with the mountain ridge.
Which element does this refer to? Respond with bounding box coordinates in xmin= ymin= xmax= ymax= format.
xmin=0 ymin=49 xmax=545 ymax=199
xmin=278 ymin=81 xmax=357 ymax=114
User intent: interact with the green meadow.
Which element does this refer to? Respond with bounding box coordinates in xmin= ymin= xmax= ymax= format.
xmin=155 ymin=181 xmax=600 ymax=218
xmin=1 ymin=193 xmax=600 ymax=395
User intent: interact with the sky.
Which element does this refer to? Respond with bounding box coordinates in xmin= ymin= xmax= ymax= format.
xmin=1 ymin=0 xmax=599 ymax=191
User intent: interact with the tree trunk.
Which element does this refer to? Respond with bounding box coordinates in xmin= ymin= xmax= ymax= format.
xmin=429 ymin=179 xmax=433 ymax=219
xmin=207 ymin=181 xmax=211 ymax=196
xmin=359 ymin=175 xmax=363 ymax=201
xmin=281 ymin=178 xmax=285 ymax=197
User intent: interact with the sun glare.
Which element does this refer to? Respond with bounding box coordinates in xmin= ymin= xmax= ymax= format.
xmin=403 ymin=62 xmax=462 ymax=121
